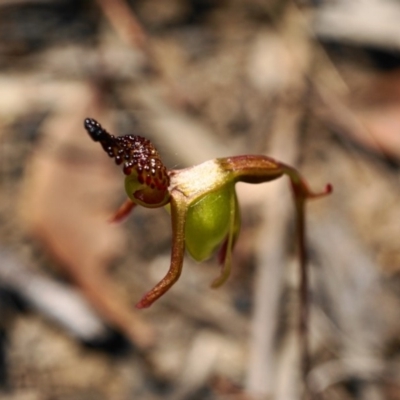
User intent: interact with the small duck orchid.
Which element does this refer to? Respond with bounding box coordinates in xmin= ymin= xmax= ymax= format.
xmin=84 ymin=118 xmax=332 ymax=309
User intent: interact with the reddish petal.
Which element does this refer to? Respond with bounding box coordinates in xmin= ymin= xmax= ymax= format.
xmin=109 ymin=199 xmax=136 ymax=223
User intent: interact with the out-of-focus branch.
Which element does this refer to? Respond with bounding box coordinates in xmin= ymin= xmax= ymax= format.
xmin=95 ymin=0 xmax=147 ymax=52
xmin=245 ymin=4 xmax=316 ymax=398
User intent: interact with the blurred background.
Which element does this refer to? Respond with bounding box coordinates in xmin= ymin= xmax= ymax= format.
xmin=0 ymin=0 xmax=400 ymax=399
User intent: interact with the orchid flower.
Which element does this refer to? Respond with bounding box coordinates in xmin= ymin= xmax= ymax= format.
xmin=84 ymin=118 xmax=332 ymax=309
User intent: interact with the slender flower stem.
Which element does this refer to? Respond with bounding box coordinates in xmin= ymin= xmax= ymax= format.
xmin=293 ymin=194 xmax=310 ymax=382
xmin=286 ymin=169 xmax=332 ymax=395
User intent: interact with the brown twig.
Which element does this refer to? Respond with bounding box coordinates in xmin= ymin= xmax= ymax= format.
xmin=95 ymin=0 xmax=147 ymax=52
xmin=95 ymin=0 xmax=193 ymax=109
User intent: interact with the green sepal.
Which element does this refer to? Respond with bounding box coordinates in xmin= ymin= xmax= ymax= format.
xmin=184 ymin=183 xmax=240 ymax=262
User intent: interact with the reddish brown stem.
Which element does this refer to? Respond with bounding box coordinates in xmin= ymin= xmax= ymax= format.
xmin=286 ymin=168 xmax=332 ymax=386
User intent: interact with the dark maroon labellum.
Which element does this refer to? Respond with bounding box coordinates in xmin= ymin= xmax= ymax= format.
xmin=84 ymin=118 xmax=170 ymax=193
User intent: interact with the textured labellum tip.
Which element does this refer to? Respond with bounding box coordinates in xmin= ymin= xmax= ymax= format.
xmin=84 ymin=118 xmax=109 ymax=142
xmin=84 ymin=118 xmax=170 ymax=208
